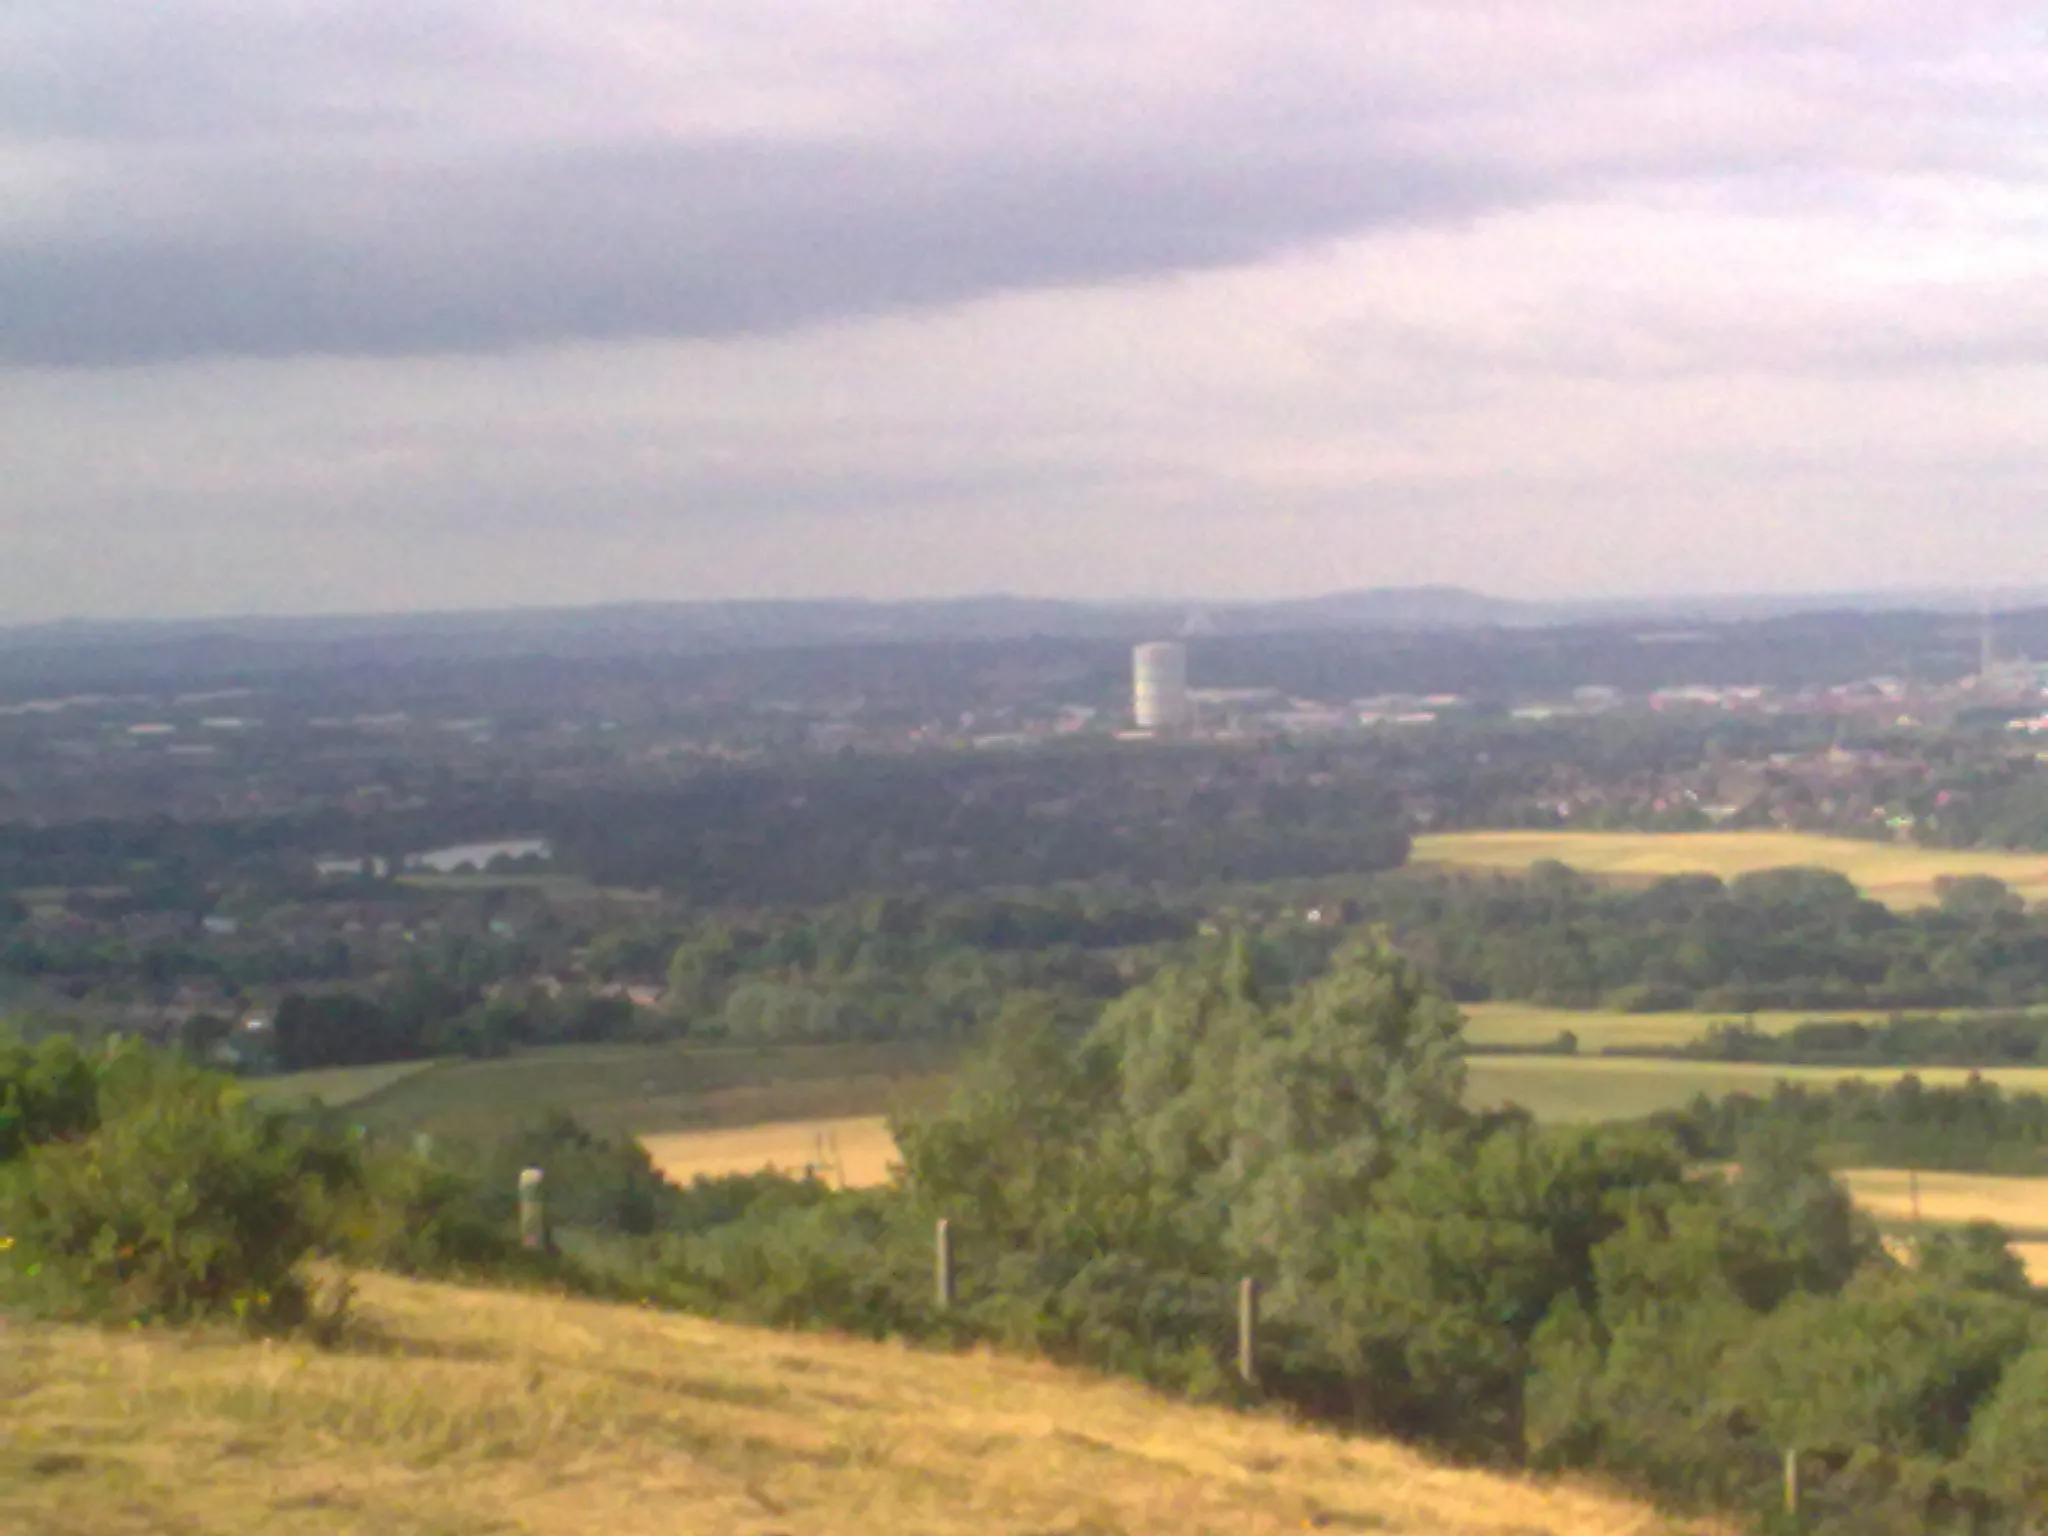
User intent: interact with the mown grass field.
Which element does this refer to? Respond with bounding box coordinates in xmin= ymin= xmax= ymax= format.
xmin=1464 ymin=1055 xmax=2048 ymax=1122
xmin=0 ymin=1272 xmax=1715 ymax=1536
xmin=1455 ymin=1000 xmax=1960 ymax=1052
xmin=242 ymin=1060 xmax=439 ymax=1109
xmin=293 ymin=1039 xmax=959 ymax=1144
xmin=1411 ymin=829 xmax=2048 ymax=908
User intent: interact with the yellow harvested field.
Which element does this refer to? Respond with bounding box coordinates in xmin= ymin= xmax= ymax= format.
xmin=1841 ymin=1168 xmax=2048 ymax=1235
xmin=0 ymin=1271 xmax=1717 ymax=1536
xmin=1412 ymin=830 xmax=2048 ymax=909
xmin=1836 ymin=1170 xmax=2048 ymax=1283
xmin=641 ymin=1115 xmax=901 ymax=1189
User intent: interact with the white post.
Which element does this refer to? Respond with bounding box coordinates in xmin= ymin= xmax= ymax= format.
xmin=1237 ymin=1278 xmax=1261 ymax=1386
xmin=935 ymin=1219 xmax=956 ymax=1309
xmin=519 ymin=1167 xmax=549 ymax=1252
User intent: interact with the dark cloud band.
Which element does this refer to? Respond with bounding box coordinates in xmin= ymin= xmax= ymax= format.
xmin=0 ymin=137 xmax=1509 ymax=366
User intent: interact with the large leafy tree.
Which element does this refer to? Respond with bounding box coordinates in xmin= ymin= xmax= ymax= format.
xmin=1092 ymin=933 xmax=1468 ymax=1290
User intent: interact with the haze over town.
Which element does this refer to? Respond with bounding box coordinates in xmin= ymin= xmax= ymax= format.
xmin=5 ymin=2 xmax=2048 ymax=620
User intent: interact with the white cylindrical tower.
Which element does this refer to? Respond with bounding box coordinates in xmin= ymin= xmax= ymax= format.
xmin=1133 ymin=641 xmax=1191 ymax=733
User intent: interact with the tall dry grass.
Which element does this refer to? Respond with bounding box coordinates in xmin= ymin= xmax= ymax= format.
xmin=0 ymin=1271 xmax=1722 ymax=1536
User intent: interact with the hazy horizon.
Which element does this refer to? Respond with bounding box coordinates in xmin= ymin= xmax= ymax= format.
xmin=12 ymin=580 xmax=2048 ymax=635
xmin=5 ymin=4 xmax=2047 ymax=621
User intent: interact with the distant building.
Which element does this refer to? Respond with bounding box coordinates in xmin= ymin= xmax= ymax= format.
xmin=1133 ymin=641 xmax=1192 ymax=734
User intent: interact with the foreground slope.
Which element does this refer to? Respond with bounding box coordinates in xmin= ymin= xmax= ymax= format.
xmin=0 ymin=1273 xmax=1718 ymax=1536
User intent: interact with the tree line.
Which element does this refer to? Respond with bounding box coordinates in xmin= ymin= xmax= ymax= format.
xmin=1651 ymin=1076 xmax=2048 ymax=1176
xmin=1359 ymin=864 xmax=2048 ymax=1012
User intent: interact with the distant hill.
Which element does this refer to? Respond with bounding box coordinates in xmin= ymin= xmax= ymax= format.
xmin=3 ymin=585 xmax=2045 ymax=687
xmin=0 ymin=1269 xmax=1707 ymax=1536
xmin=11 ymin=582 xmax=2045 ymax=651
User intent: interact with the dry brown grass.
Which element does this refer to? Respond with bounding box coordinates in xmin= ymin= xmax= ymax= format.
xmin=0 ymin=1271 xmax=1720 ymax=1536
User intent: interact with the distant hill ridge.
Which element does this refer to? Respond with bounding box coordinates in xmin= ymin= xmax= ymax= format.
xmin=9 ymin=583 xmax=2048 ymax=654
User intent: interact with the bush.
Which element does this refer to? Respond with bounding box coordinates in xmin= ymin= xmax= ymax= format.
xmin=648 ymin=1191 xmax=939 ymax=1339
xmin=0 ymin=1051 xmax=357 ymax=1329
xmin=1720 ymin=1273 xmax=2038 ymax=1464
xmin=331 ymin=1143 xmax=530 ymax=1279
xmin=0 ymin=1031 xmax=101 ymax=1161
xmin=1962 ymin=1344 xmax=2048 ymax=1513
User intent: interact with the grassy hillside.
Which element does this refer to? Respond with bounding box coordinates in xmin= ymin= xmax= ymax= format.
xmin=1412 ymin=829 xmax=2048 ymax=908
xmin=0 ymin=1272 xmax=1716 ymax=1536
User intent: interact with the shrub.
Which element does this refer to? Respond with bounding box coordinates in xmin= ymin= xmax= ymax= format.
xmin=0 ymin=1031 xmax=102 ymax=1161
xmin=649 ymin=1191 xmax=938 ymax=1339
xmin=331 ymin=1143 xmax=528 ymax=1279
xmin=0 ymin=1051 xmax=357 ymax=1329
xmin=1962 ymin=1344 xmax=2048 ymax=1513
xmin=1720 ymin=1273 xmax=2038 ymax=1464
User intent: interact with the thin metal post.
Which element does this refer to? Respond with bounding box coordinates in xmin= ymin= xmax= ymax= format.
xmin=1783 ymin=1446 xmax=1801 ymax=1523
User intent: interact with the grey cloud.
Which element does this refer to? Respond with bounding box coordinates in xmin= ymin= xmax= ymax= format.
xmin=1 ymin=0 xmax=2042 ymax=368
xmin=0 ymin=137 xmax=1513 ymax=366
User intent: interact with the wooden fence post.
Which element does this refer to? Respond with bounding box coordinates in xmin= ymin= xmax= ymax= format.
xmin=1783 ymin=1446 xmax=1801 ymax=1524
xmin=519 ymin=1167 xmax=549 ymax=1252
xmin=1237 ymin=1277 xmax=1260 ymax=1387
xmin=935 ymin=1218 xmax=956 ymax=1309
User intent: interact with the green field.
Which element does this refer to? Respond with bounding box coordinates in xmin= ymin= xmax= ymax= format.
xmin=246 ymin=1035 xmax=2048 ymax=1147
xmin=1457 ymin=1000 xmax=2038 ymax=1053
xmin=241 ymin=1059 xmax=439 ymax=1108
xmin=1412 ymin=829 xmax=2048 ymax=909
xmin=1464 ymin=1055 xmax=2048 ymax=1123
xmin=301 ymin=1039 xmax=958 ymax=1143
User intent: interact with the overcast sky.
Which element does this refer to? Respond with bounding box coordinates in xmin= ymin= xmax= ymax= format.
xmin=4 ymin=2 xmax=2047 ymax=620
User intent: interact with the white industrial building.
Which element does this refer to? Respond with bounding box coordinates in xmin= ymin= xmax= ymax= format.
xmin=1132 ymin=641 xmax=1192 ymax=734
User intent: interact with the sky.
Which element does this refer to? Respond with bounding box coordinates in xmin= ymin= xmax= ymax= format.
xmin=4 ymin=2 xmax=2048 ymax=621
